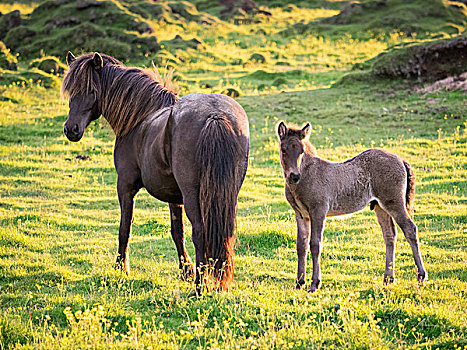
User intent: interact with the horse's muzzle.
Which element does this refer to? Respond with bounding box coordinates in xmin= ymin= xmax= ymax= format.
xmin=288 ymin=173 xmax=300 ymax=184
xmin=64 ymin=124 xmax=82 ymax=142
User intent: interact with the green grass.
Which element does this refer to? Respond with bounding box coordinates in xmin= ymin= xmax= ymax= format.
xmin=0 ymin=1 xmax=466 ymax=349
xmin=0 ymin=77 xmax=466 ymax=349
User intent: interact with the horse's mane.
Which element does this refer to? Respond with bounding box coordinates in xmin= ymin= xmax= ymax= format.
xmin=61 ymin=53 xmax=178 ymax=137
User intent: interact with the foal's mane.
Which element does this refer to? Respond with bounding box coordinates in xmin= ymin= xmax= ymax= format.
xmin=61 ymin=53 xmax=178 ymax=137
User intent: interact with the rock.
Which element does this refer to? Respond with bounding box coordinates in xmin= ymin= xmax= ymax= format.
xmin=373 ymin=34 xmax=467 ymax=80
xmin=76 ymin=0 xmax=103 ymax=10
xmin=0 ymin=10 xmax=21 ymax=38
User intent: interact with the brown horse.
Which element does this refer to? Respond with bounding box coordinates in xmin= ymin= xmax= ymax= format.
xmin=277 ymin=121 xmax=426 ymax=293
xmin=61 ymin=52 xmax=249 ymax=292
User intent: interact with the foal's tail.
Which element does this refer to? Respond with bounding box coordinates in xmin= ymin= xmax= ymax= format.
xmin=196 ymin=114 xmax=246 ymax=290
xmin=403 ymin=160 xmax=415 ymax=217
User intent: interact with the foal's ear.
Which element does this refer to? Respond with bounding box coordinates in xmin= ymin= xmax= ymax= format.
xmin=277 ymin=121 xmax=287 ymax=139
xmin=92 ymin=52 xmax=103 ymax=70
xmin=66 ymin=51 xmax=76 ymax=66
xmin=300 ymin=122 xmax=311 ymax=140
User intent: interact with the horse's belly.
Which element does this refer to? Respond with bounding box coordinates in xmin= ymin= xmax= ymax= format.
xmin=143 ymin=176 xmax=183 ymax=204
xmin=327 ymin=195 xmax=370 ymax=217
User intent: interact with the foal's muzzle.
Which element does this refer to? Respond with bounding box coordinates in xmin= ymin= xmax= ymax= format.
xmin=64 ymin=124 xmax=82 ymax=142
xmin=288 ymin=173 xmax=300 ymax=184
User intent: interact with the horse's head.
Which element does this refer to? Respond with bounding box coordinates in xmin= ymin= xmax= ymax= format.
xmin=62 ymin=51 xmax=103 ymax=142
xmin=277 ymin=121 xmax=311 ymax=185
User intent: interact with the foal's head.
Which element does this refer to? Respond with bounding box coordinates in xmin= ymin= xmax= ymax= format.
xmin=277 ymin=121 xmax=311 ymax=185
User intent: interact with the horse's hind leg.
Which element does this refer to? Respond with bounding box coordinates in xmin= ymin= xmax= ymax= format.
xmin=169 ymin=203 xmax=194 ymax=281
xmin=182 ymin=197 xmax=208 ymax=295
xmin=374 ymin=204 xmax=397 ymax=284
xmin=382 ymin=203 xmax=427 ymax=283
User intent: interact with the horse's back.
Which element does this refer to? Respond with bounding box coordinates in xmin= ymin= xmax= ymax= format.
xmin=172 ymin=93 xmax=249 ymax=136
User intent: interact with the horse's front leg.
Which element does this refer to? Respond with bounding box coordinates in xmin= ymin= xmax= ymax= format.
xmin=295 ymin=213 xmax=311 ymax=289
xmin=169 ymin=203 xmax=194 ymax=280
xmin=309 ymin=210 xmax=326 ymax=293
xmin=115 ymin=177 xmax=140 ymax=274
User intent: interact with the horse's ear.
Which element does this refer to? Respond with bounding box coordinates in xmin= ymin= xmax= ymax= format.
xmin=66 ymin=51 xmax=76 ymax=66
xmin=300 ymin=122 xmax=311 ymax=140
xmin=92 ymin=52 xmax=103 ymax=70
xmin=277 ymin=121 xmax=287 ymax=139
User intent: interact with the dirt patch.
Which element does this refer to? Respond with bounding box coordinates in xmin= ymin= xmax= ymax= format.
xmin=415 ymin=72 xmax=467 ymax=94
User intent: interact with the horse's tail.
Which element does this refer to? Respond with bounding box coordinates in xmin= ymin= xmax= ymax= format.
xmin=403 ymin=160 xmax=415 ymax=217
xmin=196 ymin=114 xmax=245 ymax=290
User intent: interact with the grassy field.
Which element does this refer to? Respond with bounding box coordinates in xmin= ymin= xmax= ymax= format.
xmin=1 ymin=1 xmax=467 ymax=349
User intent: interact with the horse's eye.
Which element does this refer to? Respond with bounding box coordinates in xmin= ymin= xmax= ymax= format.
xmin=281 ymin=146 xmax=286 ymax=153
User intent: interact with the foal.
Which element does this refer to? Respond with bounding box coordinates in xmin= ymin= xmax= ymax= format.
xmin=277 ymin=121 xmax=426 ymax=292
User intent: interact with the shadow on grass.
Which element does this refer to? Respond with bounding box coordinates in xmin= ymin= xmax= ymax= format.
xmin=237 ymin=229 xmax=294 ymax=257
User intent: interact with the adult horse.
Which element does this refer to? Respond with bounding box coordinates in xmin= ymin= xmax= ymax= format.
xmin=61 ymin=52 xmax=249 ymax=292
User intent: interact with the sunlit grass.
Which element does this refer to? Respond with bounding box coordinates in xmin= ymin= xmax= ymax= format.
xmin=0 ymin=2 xmax=38 ymax=14
xmin=1 ymin=76 xmax=466 ymax=348
xmin=1 ymin=1 xmax=466 ymax=348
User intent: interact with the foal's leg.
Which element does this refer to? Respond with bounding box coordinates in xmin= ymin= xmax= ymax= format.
xmin=295 ymin=213 xmax=311 ymax=289
xmin=115 ymin=177 xmax=140 ymax=274
xmin=309 ymin=210 xmax=326 ymax=293
xmin=169 ymin=203 xmax=194 ymax=280
xmin=374 ymin=205 xmax=397 ymax=284
xmin=383 ymin=203 xmax=427 ymax=283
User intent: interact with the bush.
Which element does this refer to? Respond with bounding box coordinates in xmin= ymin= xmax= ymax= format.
xmin=29 ymin=56 xmax=66 ymax=75
xmin=0 ymin=41 xmax=17 ymax=70
xmin=249 ymin=53 xmax=266 ymax=63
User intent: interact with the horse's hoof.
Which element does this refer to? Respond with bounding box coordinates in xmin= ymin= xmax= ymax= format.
xmin=417 ymin=272 xmax=426 ymax=283
xmin=308 ymin=284 xmax=320 ymax=293
xmin=187 ymin=288 xmax=200 ymax=298
xmin=180 ymin=265 xmax=195 ymax=281
xmin=295 ymin=280 xmax=305 ymax=290
xmin=383 ymin=275 xmax=394 ymax=285
xmin=115 ymin=260 xmax=130 ymax=275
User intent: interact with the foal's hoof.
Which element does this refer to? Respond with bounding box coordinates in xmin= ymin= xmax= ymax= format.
xmin=417 ymin=272 xmax=426 ymax=283
xmin=383 ymin=275 xmax=394 ymax=285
